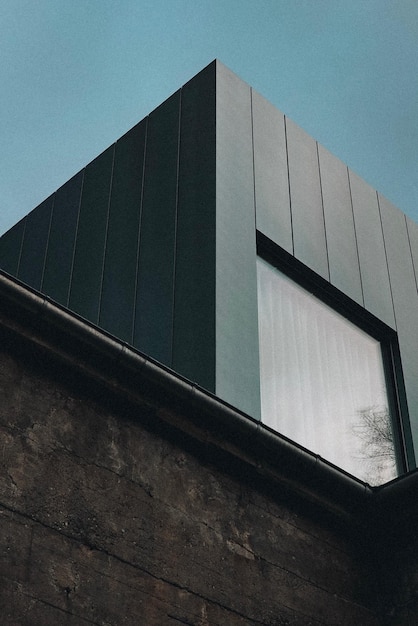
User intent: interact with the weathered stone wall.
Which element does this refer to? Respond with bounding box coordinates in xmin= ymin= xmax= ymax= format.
xmin=370 ymin=482 xmax=418 ymax=625
xmin=0 ymin=323 xmax=386 ymax=625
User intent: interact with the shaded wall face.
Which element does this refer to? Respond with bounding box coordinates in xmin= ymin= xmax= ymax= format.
xmin=0 ymin=64 xmax=217 ymax=393
xmin=383 ymin=526 xmax=418 ymax=623
xmin=0 ymin=324 xmax=383 ymax=625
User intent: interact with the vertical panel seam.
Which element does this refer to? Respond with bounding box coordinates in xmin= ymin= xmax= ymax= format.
xmin=66 ymin=169 xmax=85 ymax=308
xmin=283 ymin=116 xmax=294 ymax=256
xmin=214 ymin=62 xmax=217 ymax=391
xmin=97 ymin=142 xmax=116 ymax=327
xmin=170 ymin=91 xmax=182 ymax=369
xmin=250 ymin=88 xmax=257 ymax=235
xmin=376 ymin=191 xmax=398 ymax=330
xmin=40 ymin=194 xmax=55 ymax=292
xmin=316 ymin=142 xmax=330 ymax=282
xmin=347 ymin=168 xmax=365 ymax=307
xmin=132 ymin=118 xmax=149 ymax=345
xmin=16 ymin=217 xmax=27 ymax=278
xmin=405 ymin=214 xmax=418 ymax=294
xmin=250 ymin=87 xmax=261 ymax=414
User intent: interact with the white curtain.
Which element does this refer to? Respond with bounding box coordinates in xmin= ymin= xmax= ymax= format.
xmin=257 ymin=258 xmax=396 ymax=485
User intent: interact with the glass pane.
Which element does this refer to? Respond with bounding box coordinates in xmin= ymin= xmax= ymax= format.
xmin=257 ymin=257 xmax=397 ymax=485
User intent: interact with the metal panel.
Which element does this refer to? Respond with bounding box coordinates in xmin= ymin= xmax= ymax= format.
xmin=286 ymin=118 xmax=328 ymax=279
xmin=349 ymin=170 xmax=395 ymax=329
xmin=18 ymin=197 xmax=53 ymax=291
xmin=252 ymin=89 xmax=292 ymax=253
xmin=406 ymin=215 xmax=418 ymax=290
xmin=172 ymin=63 xmax=216 ymax=390
xmin=134 ymin=92 xmax=180 ymax=366
xmin=42 ymin=172 xmax=83 ymax=306
xmin=318 ymin=145 xmax=363 ymax=304
xmin=379 ymin=195 xmax=418 ymax=453
xmin=0 ymin=218 xmax=25 ymax=276
xmin=99 ymin=122 xmax=146 ymax=343
xmin=216 ymin=61 xmax=261 ymax=419
xmin=69 ymin=146 xmax=114 ymax=324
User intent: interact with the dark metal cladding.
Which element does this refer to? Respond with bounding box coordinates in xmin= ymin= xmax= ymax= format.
xmin=215 ymin=61 xmax=261 ymax=419
xmin=99 ymin=121 xmax=146 ymax=343
xmin=42 ymin=172 xmax=83 ymax=306
xmin=286 ymin=117 xmax=329 ymax=280
xmin=133 ymin=92 xmax=180 ymax=366
xmin=379 ymin=194 xmax=418 ymax=454
xmin=69 ymin=146 xmax=114 ymax=324
xmin=18 ymin=196 xmax=53 ymax=291
xmin=349 ymin=169 xmax=395 ymax=328
xmin=0 ymin=218 xmax=25 ymax=276
xmin=318 ymin=145 xmax=363 ymax=305
xmin=172 ymin=62 xmax=216 ymax=391
xmin=252 ymin=89 xmax=292 ymax=254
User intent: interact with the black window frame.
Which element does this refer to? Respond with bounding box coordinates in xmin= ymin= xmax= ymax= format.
xmin=256 ymin=230 xmax=415 ymax=478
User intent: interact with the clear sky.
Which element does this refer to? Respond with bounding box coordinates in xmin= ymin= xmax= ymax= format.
xmin=1 ymin=0 xmax=417 ymax=235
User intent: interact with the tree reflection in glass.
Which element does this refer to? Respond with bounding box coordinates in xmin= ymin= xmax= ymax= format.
xmin=257 ymin=257 xmax=397 ymax=486
xmin=352 ymin=407 xmax=397 ymax=485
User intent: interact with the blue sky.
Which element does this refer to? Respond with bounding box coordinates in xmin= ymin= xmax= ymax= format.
xmin=1 ymin=0 xmax=417 ymax=235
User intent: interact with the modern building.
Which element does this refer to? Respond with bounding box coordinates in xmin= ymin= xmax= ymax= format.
xmin=1 ymin=60 xmax=418 ymax=624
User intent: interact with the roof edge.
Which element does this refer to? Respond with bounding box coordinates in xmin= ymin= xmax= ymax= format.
xmin=0 ymin=270 xmax=378 ymax=521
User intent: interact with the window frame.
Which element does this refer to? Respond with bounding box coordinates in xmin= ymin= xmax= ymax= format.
xmin=256 ymin=231 xmax=415 ymax=479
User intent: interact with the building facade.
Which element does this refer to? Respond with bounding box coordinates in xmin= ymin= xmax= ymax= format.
xmin=1 ymin=60 xmax=418 ymax=623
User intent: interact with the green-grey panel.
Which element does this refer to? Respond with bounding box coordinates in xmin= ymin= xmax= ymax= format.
xmin=379 ymin=195 xmax=418 ymax=455
xmin=286 ymin=118 xmax=329 ymax=279
xmin=0 ymin=218 xmax=25 ymax=276
xmin=18 ymin=196 xmax=53 ymax=290
xmin=42 ymin=172 xmax=83 ymax=306
xmin=349 ymin=170 xmax=395 ymax=328
xmin=252 ymin=89 xmax=292 ymax=253
xmin=406 ymin=216 xmax=418 ymax=289
xmin=172 ymin=64 xmax=216 ymax=390
xmin=216 ymin=61 xmax=261 ymax=419
xmin=134 ymin=92 xmax=180 ymax=366
xmin=318 ymin=145 xmax=363 ymax=304
xmin=69 ymin=146 xmax=114 ymax=324
xmin=99 ymin=122 xmax=146 ymax=343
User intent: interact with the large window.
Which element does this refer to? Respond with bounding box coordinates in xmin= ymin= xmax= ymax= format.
xmin=257 ymin=256 xmax=399 ymax=485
